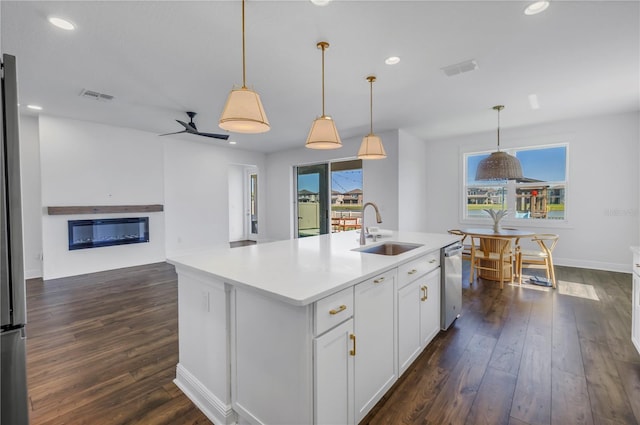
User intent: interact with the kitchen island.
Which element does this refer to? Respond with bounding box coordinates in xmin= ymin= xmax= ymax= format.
xmin=169 ymin=230 xmax=459 ymax=425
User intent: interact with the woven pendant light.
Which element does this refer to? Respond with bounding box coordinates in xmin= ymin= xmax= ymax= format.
xmin=475 ymin=105 xmax=523 ymax=181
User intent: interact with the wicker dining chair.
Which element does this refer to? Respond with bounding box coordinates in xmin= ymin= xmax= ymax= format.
xmin=516 ymin=234 xmax=559 ymax=288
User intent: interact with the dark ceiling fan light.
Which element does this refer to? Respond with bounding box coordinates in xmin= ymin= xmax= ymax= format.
xmin=160 ymin=112 xmax=229 ymax=140
xmin=475 ymin=105 xmax=523 ymax=181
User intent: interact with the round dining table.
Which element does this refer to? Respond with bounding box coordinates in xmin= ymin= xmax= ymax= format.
xmin=459 ymin=227 xmax=536 ymax=282
xmin=459 ymin=227 xmax=535 ymax=238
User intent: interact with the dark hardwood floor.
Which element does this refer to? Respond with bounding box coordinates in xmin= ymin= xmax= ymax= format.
xmin=25 ymin=262 xmax=640 ymax=424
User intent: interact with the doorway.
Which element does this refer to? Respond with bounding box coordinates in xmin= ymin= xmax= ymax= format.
xmin=228 ymin=164 xmax=258 ymax=244
xmin=247 ymin=169 xmax=258 ymax=241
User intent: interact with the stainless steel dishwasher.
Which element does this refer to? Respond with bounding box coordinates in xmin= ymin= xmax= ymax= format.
xmin=441 ymin=241 xmax=463 ymax=330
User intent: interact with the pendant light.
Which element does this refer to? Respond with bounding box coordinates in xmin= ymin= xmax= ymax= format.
xmin=475 ymin=105 xmax=523 ymax=181
xmin=305 ymin=41 xmax=342 ymax=149
xmin=219 ymin=0 xmax=270 ymax=134
xmin=358 ymin=76 xmax=386 ymax=160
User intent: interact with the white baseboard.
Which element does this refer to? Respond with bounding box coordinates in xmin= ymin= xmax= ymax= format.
xmin=174 ymin=363 xmax=237 ymax=425
xmin=554 ymin=257 xmax=631 ymax=274
xmin=24 ymin=268 xmax=42 ymax=280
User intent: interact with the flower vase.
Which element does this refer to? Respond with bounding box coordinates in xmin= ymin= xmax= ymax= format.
xmin=484 ymin=209 xmax=508 ymax=233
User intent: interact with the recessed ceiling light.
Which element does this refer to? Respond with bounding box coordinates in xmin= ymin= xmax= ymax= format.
xmin=27 ymin=105 xmax=43 ymax=111
xmin=48 ymin=16 xmax=76 ymax=31
xmin=385 ymin=56 xmax=401 ymax=65
xmin=528 ymin=94 xmax=540 ymax=110
xmin=310 ymin=0 xmax=331 ymax=6
xmin=524 ymin=1 xmax=549 ymax=15
xmin=229 ymin=140 xmax=237 ymax=145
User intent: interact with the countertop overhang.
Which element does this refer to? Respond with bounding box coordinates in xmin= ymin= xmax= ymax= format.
xmin=168 ymin=230 xmax=460 ymax=306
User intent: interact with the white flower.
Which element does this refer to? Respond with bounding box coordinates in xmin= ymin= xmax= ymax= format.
xmin=484 ymin=209 xmax=508 ymax=222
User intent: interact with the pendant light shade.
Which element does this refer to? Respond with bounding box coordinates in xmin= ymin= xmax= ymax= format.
xmin=219 ymin=0 xmax=270 ymax=134
xmin=475 ymin=105 xmax=523 ymax=181
xmin=219 ymin=87 xmax=270 ymax=133
xmin=358 ymin=76 xmax=386 ymax=160
xmin=306 ymin=41 xmax=342 ymax=149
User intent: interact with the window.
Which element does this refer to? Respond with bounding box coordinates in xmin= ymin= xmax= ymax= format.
xmin=464 ymin=144 xmax=567 ymax=222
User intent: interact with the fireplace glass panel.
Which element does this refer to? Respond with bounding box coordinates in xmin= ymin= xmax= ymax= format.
xmin=68 ymin=217 xmax=149 ymax=250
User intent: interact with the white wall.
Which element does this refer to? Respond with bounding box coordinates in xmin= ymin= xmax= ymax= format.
xmin=228 ymin=164 xmax=245 ymax=242
xmin=424 ymin=111 xmax=640 ymax=272
xmin=26 ymin=115 xmax=266 ymax=279
xmin=163 ymin=138 xmax=265 ymax=257
xmin=398 ymin=129 xmax=429 ymax=232
xmin=19 ymin=115 xmax=43 ymax=278
xmin=264 ymin=130 xmax=400 ymax=242
xmin=39 ymin=116 xmax=166 ymax=279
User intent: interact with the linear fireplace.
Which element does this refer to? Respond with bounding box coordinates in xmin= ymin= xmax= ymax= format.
xmin=68 ymin=217 xmax=149 ymax=250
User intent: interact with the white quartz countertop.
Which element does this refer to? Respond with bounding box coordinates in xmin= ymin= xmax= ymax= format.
xmin=168 ymin=230 xmax=460 ymax=306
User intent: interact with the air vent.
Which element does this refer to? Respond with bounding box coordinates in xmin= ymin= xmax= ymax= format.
xmin=79 ymin=89 xmax=114 ymax=102
xmin=441 ymin=59 xmax=479 ymax=77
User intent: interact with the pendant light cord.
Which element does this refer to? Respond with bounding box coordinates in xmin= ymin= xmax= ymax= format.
xmin=493 ymin=105 xmax=504 ymax=151
xmin=321 ymin=44 xmax=326 ymax=116
xmin=367 ymin=76 xmax=376 ymax=135
xmin=241 ymin=0 xmax=246 ymax=88
xmin=497 ymin=107 xmax=501 ymax=151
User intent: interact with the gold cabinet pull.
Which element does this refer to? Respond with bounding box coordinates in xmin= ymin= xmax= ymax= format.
xmin=329 ymin=305 xmax=347 ymax=315
xmin=421 ymin=285 xmax=428 ymax=302
xmin=373 ymin=276 xmax=385 ymax=284
xmin=408 ymin=269 xmax=418 ymax=275
xmin=350 ymin=334 xmax=356 ymax=356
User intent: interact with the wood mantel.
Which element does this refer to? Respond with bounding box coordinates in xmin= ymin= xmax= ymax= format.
xmin=47 ymin=204 xmax=164 ymax=215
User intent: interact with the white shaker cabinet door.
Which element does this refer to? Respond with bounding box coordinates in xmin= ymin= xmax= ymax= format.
xmin=420 ymin=269 xmax=441 ymax=348
xmin=633 ymin=273 xmax=640 ymax=354
xmin=354 ymin=270 xmax=397 ymax=424
xmin=397 ymin=279 xmax=422 ymax=375
xmin=314 ymin=318 xmax=355 ymax=425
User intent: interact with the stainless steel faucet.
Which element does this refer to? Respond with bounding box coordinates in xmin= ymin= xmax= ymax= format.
xmin=360 ymin=202 xmax=383 ymax=245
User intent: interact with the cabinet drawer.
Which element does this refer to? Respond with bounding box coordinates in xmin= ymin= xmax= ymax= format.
xmin=314 ymin=287 xmax=354 ymax=336
xmin=397 ymin=252 xmax=439 ymax=289
xmin=634 ymin=252 xmax=640 ymax=275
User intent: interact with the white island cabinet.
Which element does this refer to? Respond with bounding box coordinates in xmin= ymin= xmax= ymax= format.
xmin=632 ymin=247 xmax=640 ymax=354
xmin=169 ymin=231 xmax=459 ymax=425
xmin=397 ymin=252 xmax=441 ymax=375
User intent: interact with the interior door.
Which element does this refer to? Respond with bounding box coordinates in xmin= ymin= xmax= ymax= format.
xmin=296 ymin=164 xmax=329 ymax=238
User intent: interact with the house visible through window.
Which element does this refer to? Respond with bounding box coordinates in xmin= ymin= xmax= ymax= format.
xmin=296 ymin=159 xmax=363 ymax=237
xmin=464 ymin=145 xmax=567 ymax=221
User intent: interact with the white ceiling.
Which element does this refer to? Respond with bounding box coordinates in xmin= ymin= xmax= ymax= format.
xmin=2 ymin=0 xmax=638 ymax=153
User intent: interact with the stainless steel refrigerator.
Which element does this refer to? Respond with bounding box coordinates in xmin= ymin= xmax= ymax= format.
xmin=1 ymin=53 xmax=29 ymax=424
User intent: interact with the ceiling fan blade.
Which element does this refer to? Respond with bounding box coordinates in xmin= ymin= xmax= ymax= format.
xmin=176 ymin=119 xmax=197 ymax=132
xmin=197 ymin=132 xmax=230 ymax=140
xmin=159 ymin=130 xmax=187 ymax=136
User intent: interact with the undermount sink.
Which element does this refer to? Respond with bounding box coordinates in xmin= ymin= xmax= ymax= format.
xmin=354 ymin=242 xmax=423 ymax=256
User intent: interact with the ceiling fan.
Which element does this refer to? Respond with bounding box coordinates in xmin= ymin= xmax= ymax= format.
xmin=159 ymin=111 xmax=229 ymax=140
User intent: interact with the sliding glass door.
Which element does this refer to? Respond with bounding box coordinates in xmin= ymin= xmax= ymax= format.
xmin=295 ymin=160 xmax=363 ymax=238
xmin=296 ymin=164 xmax=329 ymax=237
